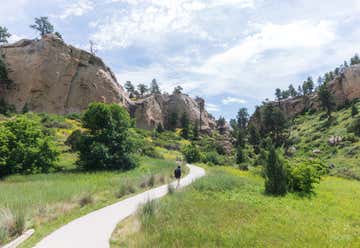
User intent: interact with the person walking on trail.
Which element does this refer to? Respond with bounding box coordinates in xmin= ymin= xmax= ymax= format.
xmin=174 ymin=165 xmax=182 ymax=188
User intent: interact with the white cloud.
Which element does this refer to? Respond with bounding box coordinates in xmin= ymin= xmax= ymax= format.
xmin=8 ymin=34 xmax=26 ymax=43
xmin=90 ymin=0 xmax=256 ymax=49
xmin=222 ymin=97 xmax=247 ymax=105
xmin=196 ymin=20 xmax=336 ymax=76
xmin=206 ymin=103 xmax=220 ymax=112
xmin=58 ymin=0 xmax=94 ymax=19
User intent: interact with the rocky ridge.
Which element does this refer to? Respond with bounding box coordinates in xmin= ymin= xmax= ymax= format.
xmin=0 ymin=35 xmax=216 ymax=132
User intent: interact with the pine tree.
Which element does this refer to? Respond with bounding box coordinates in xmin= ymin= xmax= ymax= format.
xmin=0 ymin=26 xmax=11 ymax=44
xmin=288 ymin=84 xmax=297 ymax=97
xmin=264 ymin=146 xmax=287 ymax=196
xmin=236 ymin=145 xmax=245 ymax=164
xmin=137 ymin=84 xmax=149 ymax=97
xmin=248 ymin=123 xmax=261 ymax=153
xmin=192 ymin=121 xmax=199 ymax=140
xmin=30 ymin=17 xmax=54 ymax=36
xmin=150 ymin=79 xmax=160 ymax=94
xmin=318 ymin=83 xmax=335 ymax=119
xmin=180 ymin=112 xmax=190 ymax=139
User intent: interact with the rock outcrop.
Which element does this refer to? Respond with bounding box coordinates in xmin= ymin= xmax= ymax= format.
xmin=277 ymin=65 xmax=360 ymax=118
xmin=0 ymin=35 xmax=217 ymax=132
xmin=0 ymin=34 xmax=130 ymax=114
xmin=130 ymin=93 xmax=216 ymax=132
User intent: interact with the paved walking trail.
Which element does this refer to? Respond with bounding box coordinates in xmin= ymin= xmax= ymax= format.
xmin=35 ymin=164 xmax=205 ymax=248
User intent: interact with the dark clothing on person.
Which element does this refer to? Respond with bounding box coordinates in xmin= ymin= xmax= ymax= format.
xmin=174 ymin=167 xmax=181 ymax=179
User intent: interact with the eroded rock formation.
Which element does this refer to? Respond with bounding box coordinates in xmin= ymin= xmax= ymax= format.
xmin=0 ymin=34 xmax=130 ymax=114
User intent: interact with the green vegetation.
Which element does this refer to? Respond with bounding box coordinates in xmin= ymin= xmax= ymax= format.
xmin=289 ymin=101 xmax=360 ymax=180
xmin=0 ymin=158 xmax=178 ymax=246
xmin=68 ymin=103 xmax=138 ymax=171
xmin=0 ymin=26 xmax=11 ymax=44
xmin=112 ymin=167 xmax=360 ymax=247
xmin=0 ymin=115 xmax=58 ymax=177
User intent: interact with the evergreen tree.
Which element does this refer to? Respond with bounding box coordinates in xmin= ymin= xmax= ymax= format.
xmin=236 ymin=108 xmax=249 ymax=129
xmin=124 ymin=81 xmax=135 ymax=95
xmin=275 ymin=88 xmax=282 ymax=101
xmin=288 ymin=84 xmax=297 ymax=97
xmin=173 ymin=85 xmax=183 ymax=94
xmin=344 ymin=60 xmax=349 ymax=67
xmin=0 ymin=26 xmax=11 ymax=44
xmin=168 ymin=112 xmax=178 ymax=130
xmin=54 ymin=31 xmax=63 ymax=40
xmin=137 ymin=84 xmax=149 ymax=97
xmin=306 ymin=77 xmax=314 ymax=93
xmin=297 ymin=85 xmax=303 ymax=96
xmin=236 ymin=145 xmax=245 ymax=164
xmin=216 ymin=116 xmax=226 ymax=135
xmin=248 ymin=123 xmax=261 ymax=153
xmin=264 ymin=146 xmax=287 ymax=196
xmin=150 ymin=78 xmax=161 ymax=94
xmin=180 ymin=112 xmax=190 ymax=139
xmin=350 ymin=54 xmax=360 ymax=65
xmin=318 ymin=83 xmax=335 ymax=119
xmin=30 ymin=17 xmax=54 ymax=36
xmin=192 ymin=121 xmax=199 ymax=140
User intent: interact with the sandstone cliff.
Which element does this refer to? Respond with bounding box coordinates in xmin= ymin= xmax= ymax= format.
xmin=130 ymin=93 xmax=216 ymax=132
xmin=278 ymin=65 xmax=360 ymax=118
xmin=0 ymin=35 xmax=217 ymax=132
xmin=0 ymin=34 xmax=130 ymax=114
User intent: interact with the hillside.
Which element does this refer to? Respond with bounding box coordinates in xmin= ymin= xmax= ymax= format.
xmin=290 ymin=101 xmax=360 ymax=180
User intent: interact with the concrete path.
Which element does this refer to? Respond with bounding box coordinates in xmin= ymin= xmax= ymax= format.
xmin=35 ymin=164 xmax=205 ymax=248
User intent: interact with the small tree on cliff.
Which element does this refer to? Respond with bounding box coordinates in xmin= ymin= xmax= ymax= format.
xmin=318 ymin=83 xmax=335 ymax=119
xmin=0 ymin=26 xmax=11 ymax=44
xmin=180 ymin=112 xmax=190 ymax=139
xmin=173 ymin=86 xmax=183 ymax=94
xmin=137 ymin=84 xmax=149 ymax=97
xmin=150 ymin=79 xmax=161 ymax=94
xmin=30 ymin=17 xmax=54 ymax=36
xmin=124 ymin=81 xmax=135 ymax=97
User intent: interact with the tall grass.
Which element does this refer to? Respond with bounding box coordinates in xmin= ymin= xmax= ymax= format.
xmin=114 ymin=167 xmax=360 ymax=247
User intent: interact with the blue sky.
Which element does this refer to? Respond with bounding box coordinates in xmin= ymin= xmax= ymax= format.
xmin=1 ymin=0 xmax=360 ymax=119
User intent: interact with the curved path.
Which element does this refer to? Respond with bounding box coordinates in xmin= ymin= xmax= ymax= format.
xmin=35 ymin=164 xmax=205 ymax=248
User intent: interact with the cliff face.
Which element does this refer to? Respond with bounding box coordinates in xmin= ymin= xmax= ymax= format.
xmin=0 ymin=35 xmax=217 ymax=132
xmin=0 ymin=34 xmax=130 ymax=114
xmin=278 ymin=65 xmax=360 ymax=118
xmin=131 ymin=93 xmax=216 ymax=132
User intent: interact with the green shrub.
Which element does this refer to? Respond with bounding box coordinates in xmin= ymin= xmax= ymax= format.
xmin=287 ymin=160 xmax=326 ymax=195
xmin=0 ymin=116 xmax=58 ymax=177
xmin=182 ymin=143 xmax=201 ymax=163
xmin=72 ymin=103 xmax=138 ymax=171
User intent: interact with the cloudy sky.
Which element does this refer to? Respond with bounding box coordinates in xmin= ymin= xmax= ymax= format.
xmin=1 ymin=0 xmax=360 ymax=119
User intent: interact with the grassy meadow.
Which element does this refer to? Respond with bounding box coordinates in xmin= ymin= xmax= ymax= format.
xmin=112 ymin=166 xmax=360 ymax=247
